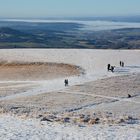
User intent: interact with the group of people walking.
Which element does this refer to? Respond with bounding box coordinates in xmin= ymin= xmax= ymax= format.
xmin=65 ymin=61 xmax=125 ymax=86
xmin=64 ymin=61 xmax=131 ymax=99
xmin=107 ymin=61 xmax=125 ymax=73
xmin=120 ymin=61 xmax=124 ymax=67
xmin=107 ymin=64 xmax=115 ymax=72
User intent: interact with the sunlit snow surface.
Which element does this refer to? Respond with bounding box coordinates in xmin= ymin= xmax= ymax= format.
xmin=0 ymin=49 xmax=140 ymax=99
xmin=0 ymin=49 xmax=140 ymax=140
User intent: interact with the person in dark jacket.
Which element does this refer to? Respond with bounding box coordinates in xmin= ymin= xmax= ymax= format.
xmin=120 ymin=61 xmax=122 ymax=67
xmin=122 ymin=62 xmax=124 ymax=67
xmin=107 ymin=64 xmax=111 ymax=71
xmin=64 ymin=79 xmax=69 ymax=86
xmin=128 ymin=94 xmax=131 ymax=98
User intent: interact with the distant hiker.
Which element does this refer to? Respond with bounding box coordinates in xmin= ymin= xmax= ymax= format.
xmin=111 ymin=66 xmax=115 ymax=73
xmin=128 ymin=94 xmax=131 ymax=98
xmin=64 ymin=79 xmax=67 ymax=86
xmin=120 ymin=61 xmax=124 ymax=67
xmin=66 ymin=79 xmax=69 ymax=86
xmin=120 ymin=61 xmax=122 ymax=67
xmin=107 ymin=64 xmax=111 ymax=71
xmin=122 ymin=62 xmax=124 ymax=67
xmin=64 ymin=79 xmax=69 ymax=86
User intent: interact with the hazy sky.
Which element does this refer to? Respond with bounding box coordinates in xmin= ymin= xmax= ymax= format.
xmin=0 ymin=0 xmax=140 ymax=18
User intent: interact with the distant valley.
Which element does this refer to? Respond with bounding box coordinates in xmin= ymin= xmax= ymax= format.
xmin=0 ymin=20 xmax=140 ymax=49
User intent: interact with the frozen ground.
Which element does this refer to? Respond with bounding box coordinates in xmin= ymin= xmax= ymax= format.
xmin=0 ymin=114 xmax=140 ymax=140
xmin=0 ymin=49 xmax=140 ymax=140
xmin=0 ymin=49 xmax=139 ymax=100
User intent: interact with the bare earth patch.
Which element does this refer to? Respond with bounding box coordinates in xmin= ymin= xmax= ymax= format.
xmin=0 ymin=62 xmax=80 ymax=81
xmin=0 ymin=62 xmax=81 ymax=98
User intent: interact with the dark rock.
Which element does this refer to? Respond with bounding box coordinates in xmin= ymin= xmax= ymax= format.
xmin=41 ymin=117 xmax=53 ymax=122
xmin=63 ymin=117 xmax=70 ymax=123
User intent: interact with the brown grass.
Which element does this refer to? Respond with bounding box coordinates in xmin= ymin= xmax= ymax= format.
xmin=0 ymin=62 xmax=81 ymax=81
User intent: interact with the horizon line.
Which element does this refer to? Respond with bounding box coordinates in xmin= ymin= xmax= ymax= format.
xmin=0 ymin=14 xmax=140 ymax=19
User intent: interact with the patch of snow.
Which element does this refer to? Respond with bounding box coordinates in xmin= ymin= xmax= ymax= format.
xmin=0 ymin=49 xmax=140 ymax=139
